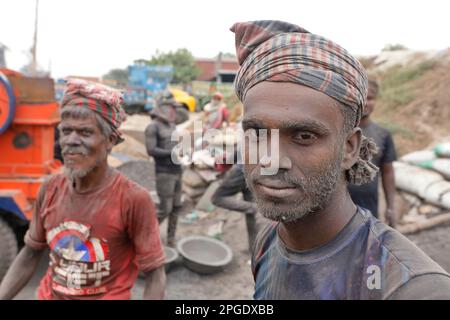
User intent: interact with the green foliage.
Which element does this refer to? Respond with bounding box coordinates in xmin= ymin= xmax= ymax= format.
xmin=376 ymin=118 xmax=414 ymax=138
xmin=191 ymin=81 xmax=236 ymax=109
xmin=382 ymin=43 xmax=408 ymax=51
xmin=221 ymin=52 xmax=237 ymax=59
xmin=378 ymin=61 xmax=435 ymax=109
xmin=143 ymin=48 xmax=201 ymax=85
xmin=103 ymin=68 xmax=128 ymax=85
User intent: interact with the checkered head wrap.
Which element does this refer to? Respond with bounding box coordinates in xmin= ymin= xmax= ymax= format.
xmin=231 ymin=20 xmax=378 ymax=185
xmin=61 ymin=78 xmax=127 ymax=144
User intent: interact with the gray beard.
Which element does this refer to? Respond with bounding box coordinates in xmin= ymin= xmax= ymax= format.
xmin=61 ymin=145 xmax=101 ymax=182
xmin=63 ymin=166 xmax=94 ymax=181
xmin=246 ymin=151 xmax=343 ymax=223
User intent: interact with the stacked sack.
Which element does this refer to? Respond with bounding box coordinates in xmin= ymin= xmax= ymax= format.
xmin=394 ymin=142 xmax=450 ymax=209
xmin=401 ymin=143 xmax=450 ymax=179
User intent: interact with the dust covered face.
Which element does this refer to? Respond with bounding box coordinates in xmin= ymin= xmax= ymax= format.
xmin=59 ymin=114 xmax=109 ymax=180
xmin=242 ymin=82 xmax=346 ymax=223
xmin=362 ymin=91 xmax=376 ymax=119
xmin=159 ymin=104 xmax=177 ymax=123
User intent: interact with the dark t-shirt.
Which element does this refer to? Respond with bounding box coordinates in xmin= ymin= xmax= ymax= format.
xmin=145 ymin=120 xmax=181 ymax=174
xmin=251 ymin=207 xmax=450 ymax=300
xmin=348 ymin=122 xmax=397 ymax=217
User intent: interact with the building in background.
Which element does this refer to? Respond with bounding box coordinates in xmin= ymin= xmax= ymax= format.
xmin=195 ymin=56 xmax=239 ymax=83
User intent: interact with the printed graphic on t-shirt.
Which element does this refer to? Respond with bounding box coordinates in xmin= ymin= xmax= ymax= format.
xmin=46 ymin=220 xmax=111 ymax=296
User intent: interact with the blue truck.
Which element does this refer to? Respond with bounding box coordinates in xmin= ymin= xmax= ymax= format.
xmin=123 ymin=63 xmax=174 ymax=113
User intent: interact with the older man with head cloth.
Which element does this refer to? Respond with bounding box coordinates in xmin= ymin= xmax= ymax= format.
xmin=0 ymin=79 xmax=166 ymax=300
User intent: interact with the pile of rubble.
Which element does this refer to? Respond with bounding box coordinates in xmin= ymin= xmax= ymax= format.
xmin=107 ymin=114 xmax=239 ymax=215
xmin=394 ymin=141 xmax=450 ymax=233
xmin=182 ymin=166 xmax=219 ymax=207
xmin=181 ymin=128 xmax=239 ymax=212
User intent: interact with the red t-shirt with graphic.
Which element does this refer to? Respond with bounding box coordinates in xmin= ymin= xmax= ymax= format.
xmin=24 ymin=170 xmax=165 ymax=300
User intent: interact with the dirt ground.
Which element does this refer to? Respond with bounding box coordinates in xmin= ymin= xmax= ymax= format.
xmin=12 ymin=153 xmax=450 ymax=300
xmin=15 ymin=204 xmax=450 ymax=300
xmin=146 ymin=208 xmax=450 ymax=300
xmin=132 ymin=206 xmax=261 ymax=300
xmin=137 ymin=202 xmax=450 ymax=300
xmin=14 ymin=205 xmax=260 ymax=300
xmin=407 ymin=223 xmax=450 ymax=272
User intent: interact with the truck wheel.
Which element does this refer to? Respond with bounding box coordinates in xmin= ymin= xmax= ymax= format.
xmin=0 ymin=218 xmax=18 ymax=281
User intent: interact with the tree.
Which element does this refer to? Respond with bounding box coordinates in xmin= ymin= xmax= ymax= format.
xmin=221 ymin=52 xmax=237 ymax=59
xmin=382 ymin=44 xmax=408 ymax=52
xmin=103 ymin=68 xmax=128 ymax=85
xmin=144 ymin=48 xmax=201 ymax=85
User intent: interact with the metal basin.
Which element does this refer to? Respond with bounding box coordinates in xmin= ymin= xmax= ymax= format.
xmin=164 ymin=246 xmax=179 ymax=272
xmin=138 ymin=246 xmax=179 ymax=278
xmin=177 ymin=236 xmax=233 ymax=275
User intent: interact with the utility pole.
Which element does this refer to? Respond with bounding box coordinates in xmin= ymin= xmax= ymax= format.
xmin=30 ymin=0 xmax=39 ymax=75
xmin=215 ymin=51 xmax=222 ymax=85
xmin=0 ymin=43 xmax=7 ymax=68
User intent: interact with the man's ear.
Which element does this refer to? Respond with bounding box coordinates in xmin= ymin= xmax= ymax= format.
xmin=342 ymin=127 xmax=362 ymax=170
xmin=106 ymin=134 xmax=116 ymax=153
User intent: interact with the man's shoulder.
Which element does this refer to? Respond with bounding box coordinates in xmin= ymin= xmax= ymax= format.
xmin=365 ymin=215 xmax=449 ymax=296
xmin=388 ymin=272 xmax=450 ymax=299
xmin=369 ymin=218 xmax=447 ymax=275
xmin=34 ymin=173 xmax=68 ymax=207
xmin=114 ymin=171 xmax=154 ymax=205
xmin=41 ymin=173 xmax=68 ymax=193
xmin=114 ymin=171 xmax=151 ymax=195
xmin=145 ymin=121 xmax=159 ymax=133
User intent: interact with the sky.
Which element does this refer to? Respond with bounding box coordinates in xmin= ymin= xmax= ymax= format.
xmin=0 ymin=0 xmax=449 ymax=78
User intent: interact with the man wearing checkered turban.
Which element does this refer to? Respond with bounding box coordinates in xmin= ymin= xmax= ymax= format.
xmin=233 ymin=20 xmax=450 ymax=300
xmin=0 ymin=79 xmax=167 ymax=300
xmin=60 ymin=78 xmax=127 ymax=144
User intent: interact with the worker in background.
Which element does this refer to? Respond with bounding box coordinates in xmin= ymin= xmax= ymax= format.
xmin=0 ymin=79 xmax=166 ymax=300
xmin=145 ymin=99 xmax=183 ymax=248
xmin=202 ymin=92 xmax=229 ymax=130
xmin=158 ymin=90 xmax=189 ymax=124
xmin=348 ymin=78 xmax=398 ymax=227
xmin=212 ymin=164 xmax=259 ymax=252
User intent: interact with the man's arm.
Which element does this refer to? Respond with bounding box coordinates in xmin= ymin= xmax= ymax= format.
xmin=381 ymin=162 xmax=397 ymax=226
xmin=0 ymin=245 xmax=45 ymax=300
xmin=125 ymin=186 xmax=166 ymax=299
xmin=380 ymin=131 xmax=398 ymax=227
xmin=212 ymin=165 xmax=256 ymax=214
xmin=145 ymin=123 xmax=172 ymax=158
xmin=142 ymin=266 xmax=166 ymax=300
